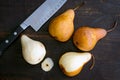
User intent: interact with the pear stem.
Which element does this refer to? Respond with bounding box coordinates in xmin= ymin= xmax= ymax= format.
xmin=90 ymin=54 xmax=95 ymax=70
xmin=107 ymin=21 xmax=118 ymax=33
xmin=73 ymin=2 xmax=85 ymax=11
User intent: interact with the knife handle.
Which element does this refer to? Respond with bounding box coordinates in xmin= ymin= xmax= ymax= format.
xmin=0 ymin=26 xmax=24 ymax=56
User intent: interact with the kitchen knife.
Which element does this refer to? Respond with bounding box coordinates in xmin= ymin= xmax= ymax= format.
xmin=0 ymin=0 xmax=67 ymax=56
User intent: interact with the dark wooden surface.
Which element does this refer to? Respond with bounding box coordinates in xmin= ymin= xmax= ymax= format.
xmin=0 ymin=0 xmax=120 ymax=80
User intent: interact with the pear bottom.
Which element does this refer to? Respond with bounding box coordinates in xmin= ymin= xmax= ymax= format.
xmin=59 ymin=64 xmax=83 ymax=77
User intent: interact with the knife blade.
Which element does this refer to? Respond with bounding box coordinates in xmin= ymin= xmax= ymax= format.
xmin=0 ymin=0 xmax=67 ymax=56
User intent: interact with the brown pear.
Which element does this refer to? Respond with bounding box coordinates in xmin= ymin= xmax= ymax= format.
xmin=73 ymin=26 xmax=107 ymax=51
xmin=73 ymin=21 xmax=117 ymax=51
xmin=49 ymin=9 xmax=74 ymax=42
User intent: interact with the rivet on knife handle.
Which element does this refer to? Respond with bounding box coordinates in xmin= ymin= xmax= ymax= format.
xmin=0 ymin=0 xmax=67 ymax=56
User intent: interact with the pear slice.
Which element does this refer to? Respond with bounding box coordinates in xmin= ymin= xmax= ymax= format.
xmin=21 ymin=35 xmax=46 ymax=65
xmin=59 ymin=52 xmax=92 ymax=77
xmin=41 ymin=57 xmax=54 ymax=72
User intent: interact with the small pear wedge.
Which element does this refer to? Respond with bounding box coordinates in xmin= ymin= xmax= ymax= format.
xmin=59 ymin=52 xmax=92 ymax=77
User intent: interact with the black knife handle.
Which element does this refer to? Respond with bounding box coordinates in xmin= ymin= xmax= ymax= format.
xmin=0 ymin=26 xmax=24 ymax=56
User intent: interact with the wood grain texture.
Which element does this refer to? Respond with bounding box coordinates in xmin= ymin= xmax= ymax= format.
xmin=0 ymin=0 xmax=120 ymax=80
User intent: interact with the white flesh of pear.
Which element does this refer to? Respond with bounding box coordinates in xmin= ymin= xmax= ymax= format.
xmin=41 ymin=57 xmax=54 ymax=72
xmin=21 ymin=35 xmax=46 ymax=65
xmin=59 ymin=52 xmax=91 ymax=72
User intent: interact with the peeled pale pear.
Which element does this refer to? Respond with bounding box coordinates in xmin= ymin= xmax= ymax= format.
xmin=73 ymin=21 xmax=117 ymax=51
xmin=59 ymin=52 xmax=92 ymax=77
xmin=49 ymin=9 xmax=74 ymax=42
xmin=73 ymin=26 xmax=107 ymax=51
xmin=21 ymin=35 xmax=46 ymax=65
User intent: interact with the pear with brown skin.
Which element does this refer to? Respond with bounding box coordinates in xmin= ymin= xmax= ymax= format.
xmin=73 ymin=26 xmax=107 ymax=51
xmin=73 ymin=21 xmax=117 ymax=51
xmin=59 ymin=52 xmax=92 ymax=77
xmin=49 ymin=9 xmax=75 ymax=42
